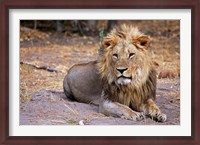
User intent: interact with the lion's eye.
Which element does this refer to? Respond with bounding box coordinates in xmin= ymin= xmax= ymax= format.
xmin=113 ymin=54 xmax=118 ymax=59
xmin=129 ymin=53 xmax=135 ymax=58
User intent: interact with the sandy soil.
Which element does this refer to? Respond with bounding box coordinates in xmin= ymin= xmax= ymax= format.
xmin=20 ymin=20 xmax=180 ymax=125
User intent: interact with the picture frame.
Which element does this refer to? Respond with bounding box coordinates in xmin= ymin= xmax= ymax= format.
xmin=1 ymin=0 xmax=199 ymax=144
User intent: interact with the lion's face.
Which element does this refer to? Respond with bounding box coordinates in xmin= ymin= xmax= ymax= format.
xmin=111 ymin=41 xmax=140 ymax=85
xmin=98 ymin=25 xmax=152 ymax=86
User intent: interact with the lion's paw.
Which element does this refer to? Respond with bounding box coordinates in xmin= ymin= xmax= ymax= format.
xmin=156 ymin=113 xmax=167 ymax=122
xmin=134 ymin=112 xmax=145 ymax=121
xmin=150 ymin=112 xmax=167 ymax=122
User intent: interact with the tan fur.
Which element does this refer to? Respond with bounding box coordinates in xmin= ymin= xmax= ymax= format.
xmin=63 ymin=24 xmax=167 ymax=122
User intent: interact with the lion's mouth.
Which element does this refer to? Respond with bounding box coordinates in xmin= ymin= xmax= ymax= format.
xmin=117 ymin=76 xmax=132 ymax=85
xmin=117 ymin=76 xmax=132 ymax=80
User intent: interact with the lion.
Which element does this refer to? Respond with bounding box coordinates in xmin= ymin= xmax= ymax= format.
xmin=63 ymin=24 xmax=167 ymax=122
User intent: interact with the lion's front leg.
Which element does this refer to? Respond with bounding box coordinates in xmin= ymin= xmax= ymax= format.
xmin=99 ymin=100 xmax=145 ymax=121
xmin=141 ymin=99 xmax=167 ymax=122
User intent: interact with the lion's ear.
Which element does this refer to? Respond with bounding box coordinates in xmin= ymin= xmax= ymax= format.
xmin=133 ymin=35 xmax=151 ymax=49
xmin=101 ymin=37 xmax=116 ymax=49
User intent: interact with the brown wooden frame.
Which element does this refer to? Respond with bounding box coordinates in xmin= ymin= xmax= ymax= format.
xmin=1 ymin=0 xmax=199 ymax=144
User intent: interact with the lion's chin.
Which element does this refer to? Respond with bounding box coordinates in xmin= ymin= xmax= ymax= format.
xmin=117 ymin=78 xmax=132 ymax=85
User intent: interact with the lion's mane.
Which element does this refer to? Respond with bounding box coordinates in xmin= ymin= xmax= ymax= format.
xmin=97 ymin=25 xmax=157 ymax=111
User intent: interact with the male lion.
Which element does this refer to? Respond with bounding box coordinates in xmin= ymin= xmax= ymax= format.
xmin=63 ymin=24 xmax=167 ymax=122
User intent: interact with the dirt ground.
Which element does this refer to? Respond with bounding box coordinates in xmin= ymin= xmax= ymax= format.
xmin=20 ymin=20 xmax=180 ymax=125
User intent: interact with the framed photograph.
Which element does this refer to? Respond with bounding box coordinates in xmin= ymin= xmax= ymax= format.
xmin=1 ymin=0 xmax=199 ymax=144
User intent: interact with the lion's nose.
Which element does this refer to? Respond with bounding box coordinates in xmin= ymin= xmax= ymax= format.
xmin=117 ymin=68 xmax=128 ymax=74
